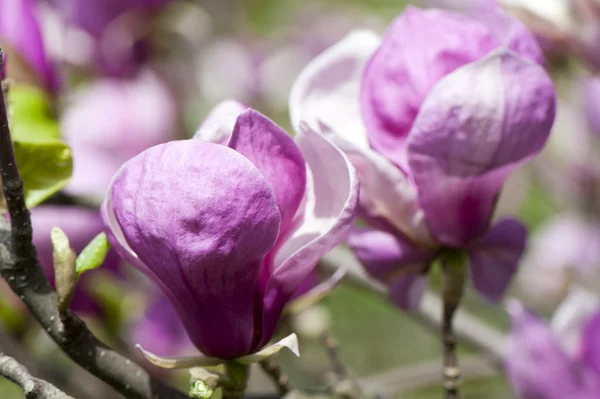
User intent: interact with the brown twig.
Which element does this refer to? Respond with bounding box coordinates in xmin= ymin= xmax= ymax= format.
xmin=322 ymin=332 xmax=347 ymax=380
xmin=0 ymin=49 xmax=188 ymax=399
xmin=258 ymin=356 xmax=292 ymax=395
xmin=0 ymin=353 xmax=73 ymax=399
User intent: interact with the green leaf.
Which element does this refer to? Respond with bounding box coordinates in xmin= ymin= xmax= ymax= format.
xmin=50 ymin=227 xmax=77 ymax=312
xmin=8 ymin=86 xmax=72 ymax=208
xmin=76 ymin=233 xmax=110 ymax=275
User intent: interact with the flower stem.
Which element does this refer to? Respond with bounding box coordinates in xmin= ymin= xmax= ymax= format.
xmin=222 ymin=362 xmax=249 ymax=399
xmin=441 ymin=250 xmax=466 ymax=399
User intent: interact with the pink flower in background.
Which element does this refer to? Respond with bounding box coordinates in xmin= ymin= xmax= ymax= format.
xmin=45 ymin=0 xmax=174 ymax=76
xmin=0 ymin=0 xmax=58 ymax=90
xmin=103 ymin=107 xmax=357 ymax=359
xmin=518 ymin=214 xmax=600 ymax=307
xmin=62 ymin=70 xmax=176 ymax=202
xmin=290 ymin=6 xmax=555 ymax=309
xmin=506 ymin=292 xmax=600 ymax=398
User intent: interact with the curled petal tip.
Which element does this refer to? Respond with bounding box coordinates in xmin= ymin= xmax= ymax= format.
xmin=236 ymin=333 xmax=300 ymax=364
xmin=135 ymin=344 xmax=223 ymax=369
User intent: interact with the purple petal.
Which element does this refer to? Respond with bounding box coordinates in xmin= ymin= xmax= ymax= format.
xmin=407 ymin=50 xmax=555 ymax=246
xmin=64 ymin=72 xmax=177 ymax=199
xmin=107 ymin=140 xmax=281 ymax=358
xmin=581 ymin=310 xmax=600 ymax=377
xmin=31 ymin=206 xmax=121 ymax=313
xmin=389 ymin=274 xmax=428 ymax=312
xmin=583 ymin=76 xmax=600 ymax=138
xmin=506 ymin=300 xmax=600 ymax=399
xmin=193 ymin=100 xmax=247 ymax=144
xmin=0 ymin=0 xmax=57 ymax=90
xmin=228 ymin=110 xmax=306 ymax=236
xmin=360 ymin=7 xmax=498 ymax=166
xmin=347 ymin=228 xmax=432 ymax=310
xmin=260 ymin=125 xmax=359 ymax=347
xmin=289 ymin=30 xmax=381 ymax=149
xmin=469 ymin=218 xmax=527 ymax=302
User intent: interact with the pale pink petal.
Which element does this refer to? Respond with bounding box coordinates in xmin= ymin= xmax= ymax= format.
xmin=289 ymin=30 xmax=381 ymax=150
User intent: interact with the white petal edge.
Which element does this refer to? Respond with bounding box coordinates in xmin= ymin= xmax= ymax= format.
xmin=289 ymin=30 xmax=381 ymax=150
xmin=236 ymin=333 xmax=300 ymax=364
xmin=550 ymin=287 xmax=600 ymax=354
xmin=193 ymin=99 xmax=247 ymax=143
xmin=270 ymin=123 xmax=359 ymax=277
xmin=136 ymin=344 xmax=224 ymax=369
xmin=284 ymin=267 xmax=347 ymax=315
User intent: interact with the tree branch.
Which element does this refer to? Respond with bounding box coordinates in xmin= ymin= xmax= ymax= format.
xmin=0 ymin=48 xmax=188 ymax=399
xmin=0 ymin=353 xmax=73 ymax=399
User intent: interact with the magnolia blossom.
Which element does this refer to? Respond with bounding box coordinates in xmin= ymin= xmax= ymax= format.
xmin=62 ymin=70 xmax=176 ymax=201
xmin=31 ymin=206 xmax=121 ymax=314
xmin=506 ymin=292 xmax=600 ymax=398
xmin=0 ymin=0 xmax=57 ymax=90
xmin=102 ymin=107 xmax=358 ymax=360
xmin=290 ymin=6 xmax=555 ymax=309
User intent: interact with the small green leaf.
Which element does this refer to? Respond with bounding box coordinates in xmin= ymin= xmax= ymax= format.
xmin=76 ymin=233 xmax=110 ymax=275
xmin=8 ymin=86 xmax=72 ymax=208
xmin=13 ymin=140 xmax=72 ymax=208
xmin=51 ymin=227 xmax=77 ymax=312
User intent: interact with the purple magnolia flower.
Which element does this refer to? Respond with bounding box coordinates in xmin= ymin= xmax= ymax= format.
xmin=102 ymin=108 xmax=358 ymax=359
xmin=31 ymin=205 xmax=121 ymax=314
xmin=62 ymin=70 xmax=176 ymax=201
xmin=290 ymin=6 xmax=555 ymax=309
xmin=506 ymin=295 xmax=600 ymax=398
xmin=0 ymin=0 xmax=57 ymax=90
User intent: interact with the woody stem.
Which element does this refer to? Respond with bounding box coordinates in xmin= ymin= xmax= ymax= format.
xmin=441 ymin=250 xmax=466 ymax=399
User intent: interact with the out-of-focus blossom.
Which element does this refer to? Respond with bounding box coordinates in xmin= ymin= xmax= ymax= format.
xmin=195 ymin=8 xmax=380 ymax=113
xmin=485 ymin=0 xmax=600 ymax=71
xmin=103 ymin=107 xmax=358 ymax=359
xmin=506 ymin=293 xmax=600 ymax=398
xmin=62 ymin=70 xmax=176 ymax=202
xmin=584 ymin=77 xmax=600 ymax=138
xmin=0 ymin=0 xmax=57 ymax=90
xmin=290 ymin=6 xmax=555 ymax=310
xmin=518 ymin=214 xmax=600 ymax=307
xmin=46 ymin=0 xmax=173 ymax=76
xmin=31 ymin=205 xmax=121 ymax=314
xmin=130 ymin=294 xmax=191 ymax=356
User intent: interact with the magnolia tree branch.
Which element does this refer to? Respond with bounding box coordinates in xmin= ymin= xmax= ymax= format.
xmin=0 ymin=353 xmax=73 ymax=399
xmin=320 ymin=248 xmax=506 ymax=368
xmin=0 ymin=49 xmax=188 ymax=399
